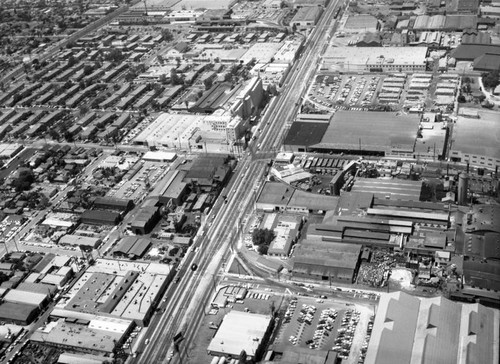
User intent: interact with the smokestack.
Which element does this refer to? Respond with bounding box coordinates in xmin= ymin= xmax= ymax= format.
xmin=458 ymin=173 xmax=468 ymax=205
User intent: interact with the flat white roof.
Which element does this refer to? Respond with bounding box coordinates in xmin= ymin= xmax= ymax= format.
xmin=142 ymin=151 xmax=177 ymax=162
xmin=208 ymin=311 xmax=271 ymax=357
xmin=4 ymin=289 xmax=47 ymax=306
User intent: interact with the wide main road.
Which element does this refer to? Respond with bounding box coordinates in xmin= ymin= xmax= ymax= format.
xmin=132 ymin=159 xmax=266 ymax=364
xmin=133 ymin=2 xmax=345 ymax=363
xmin=256 ymin=0 xmax=343 ymax=155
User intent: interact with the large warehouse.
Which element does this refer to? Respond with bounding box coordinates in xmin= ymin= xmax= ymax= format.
xmin=364 ymin=291 xmax=500 ymax=364
xmin=449 ymin=111 xmax=500 ymax=170
xmin=292 ymin=241 xmax=361 ymax=282
xmin=284 ymin=111 xmax=421 ymax=157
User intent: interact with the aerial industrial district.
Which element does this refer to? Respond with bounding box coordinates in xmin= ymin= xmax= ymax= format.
xmin=0 ymin=0 xmax=500 ymax=363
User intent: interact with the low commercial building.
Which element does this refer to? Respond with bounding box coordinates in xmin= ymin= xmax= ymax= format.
xmin=31 ymin=311 xmax=134 ymax=355
xmin=290 ymin=6 xmax=323 ymax=30
xmin=207 ymin=310 xmax=273 ymax=360
xmin=159 ymin=170 xmax=188 ymax=206
xmin=113 ymin=237 xmax=151 ymax=259
xmin=130 ymin=206 xmax=160 ymax=235
xmin=142 ymin=151 xmax=177 ymax=163
xmin=266 ymin=215 xmax=303 ymax=257
xmin=322 ymin=46 xmax=428 ymax=73
xmin=59 ymin=234 xmax=102 ymax=249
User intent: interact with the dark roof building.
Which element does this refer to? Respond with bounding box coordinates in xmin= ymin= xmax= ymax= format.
xmin=292 ymin=242 xmax=361 ymax=282
xmin=451 ymin=44 xmax=500 ymax=61
xmin=93 ymin=197 xmax=134 ymax=212
xmin=461 ymin=257 xmax=500 ymax=305
xmin=189 ymin=83 xmax=237 ymax=114
xmin=283 ymin=122 xmax=330 ymax=153
xmin=130 ymin=206 xmax=160 ymax=235
xmin=461 ymin=31 xmax=491 ymax=45
xmin=473 ymin=53 xmax=500 ymax=72
xmin=285 ymin=111 xmax=420 ymax=156
xmin=159 ymin=170 xmax=188 ymax=206
xmin=185 ymin=154 xmax=231 ymax=188
xmin=81 ymin=210 xmax=121 ymax=225
xmin=0 ymin=302 xmax=39 ymax=325
xmin=113 ymin=237 xmax=151 ymax=259
xmin=356 ymin=32 xmax=383 ymax=47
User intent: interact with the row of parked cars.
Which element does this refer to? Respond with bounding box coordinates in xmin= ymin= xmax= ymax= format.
xmin=358 ymin=315 xmax=375 ymax=363
xmin=332 ymin=309 xmax=360 ymax=360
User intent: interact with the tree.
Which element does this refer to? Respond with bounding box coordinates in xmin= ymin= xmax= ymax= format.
xmin=162 ymin=29 xmax=174 ymax=42
xmin=238 ymin=350 xmax=247 ymax=364
xmin=481 ymin=71 xmax=499 ymax=90
xmin=457 ymin=94 xmax=466 ymax=103
xmin=105 ymin=49 xmax=124 ymax=63
xmin=12 ymin=169 xmax=35 ymax=192
xmin=203 ymin=77 xmax=213 ymax=90
xmin=252 ymin=228 xmax=275 ymax=246
xmin=257 ymin=245 xmax=269 ymax=255
xmin=79 ymin=104 xmax=90 ymax=116
xmin=170 ymin=69 xmax=183 ymax=85
xmin=83 ymin=65 xmax=93 ymax=76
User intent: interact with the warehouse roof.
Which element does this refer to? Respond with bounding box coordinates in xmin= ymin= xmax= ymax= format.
xmin=473 ymin=53 xmax=500 ymax=72
xmin=351 ymin=178 xmax=423 ymax=201
xmin=4 ymin=289 xmax=47 ymax=306
xmin=289 ymin=189 xmax=339 ymax=211
xmin=461 ymin=32 xmax=491 ymax=45
xmin=57 ymin=352 xmax=107 ymax=364
xmin=462 ymin=257 xmax=500 ymax=293
xmin=94 ymin=197 xmax=133 ymax=211
xmin=256 ymin=182 xmax=294 ymax=207
xmin=81 ymin=210 xmax=121 ymax=224
xmin=461 ymin=233 xmax=500 ymax=260
xmin=364 ymin=291 xmax=499 ymax=364
xmin=451 ymin=113 xmax=500 ymax=160
xmin=444 ymin=15 xmax=476 ymax=30
xmin=451 ymin=44 xmax=500 ymax=61
xmin=16 ymin=282 xmax=57 ymax=296
xmin=293 ymin=242 xmax=361 ymax=270
xmin=314 ymin=111 xmax=420 ymax=154
xmin=284 ymin=122 xmax=329 ymax=147
xmin=0 ymin=302 xmax=38 ymax=323
xmin=344 ymin=14 xmax=378 ymax=30
xmin=291 ymin=6 xmax=322 ymax=22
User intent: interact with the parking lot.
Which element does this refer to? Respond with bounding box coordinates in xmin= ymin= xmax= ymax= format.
xmin=306 ymin=73 xmax=431 ymax=111
xmin=307 ymin=74 xmax=382 ymax=110
xmin=109 ymin=161 xmax=169 ymax=202
xmin=275 ymin=298 xmax=375 ymax=363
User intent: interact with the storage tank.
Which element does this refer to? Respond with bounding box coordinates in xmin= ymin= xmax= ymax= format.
xmin=210 ymin=357 xmax=219 ymax=364
xmin=458 ymin=173 xmax=468 ymax=205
